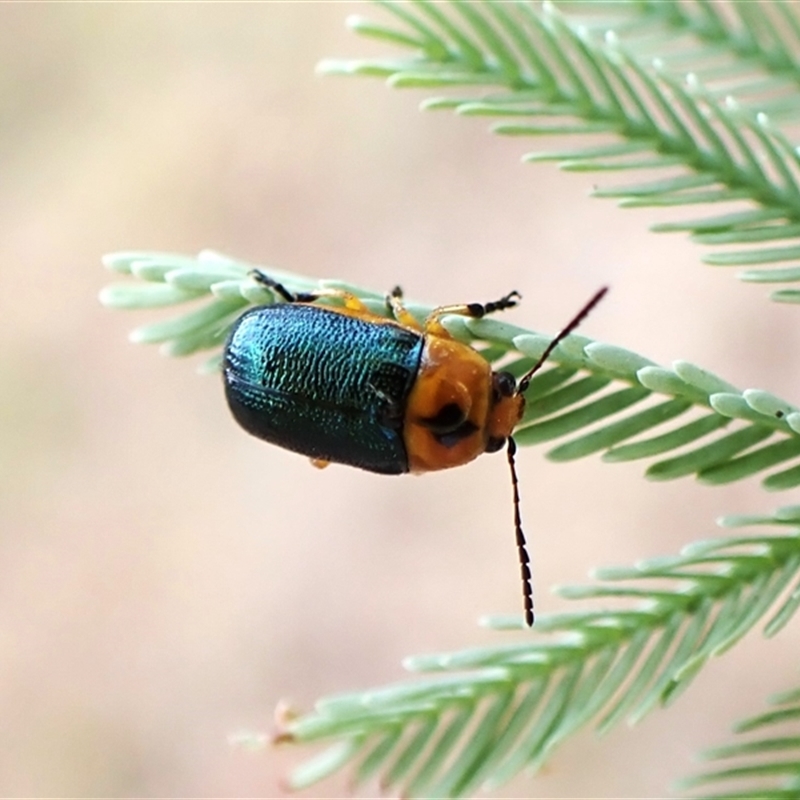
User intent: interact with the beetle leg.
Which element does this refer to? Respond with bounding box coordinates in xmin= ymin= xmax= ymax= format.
xmin=251 ymin=270 xmax=321 ymax=303
xmin=386 ymin=285 xmax=424 ymax=331
xmin=250 ymin=271 xmax=376 ymax=313
xmin=297 ymin=288 xmax=376 ymax=315
xmin=250 ymin=270 xmax=310 ymax=303
xmin=424 ymin=290 xmax=521 ymax=337
xmin=327 ymin=290 xmax=373 ymax=314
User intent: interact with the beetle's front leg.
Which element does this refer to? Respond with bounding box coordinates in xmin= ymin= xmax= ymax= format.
xmin=423 ymin=290 xmax=521 ymax=337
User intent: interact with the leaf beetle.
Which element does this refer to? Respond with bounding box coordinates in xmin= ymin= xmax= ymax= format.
xmin=223 ymin=271 xmax=607 ymax=625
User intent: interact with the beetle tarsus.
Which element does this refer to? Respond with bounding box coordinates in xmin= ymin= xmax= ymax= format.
xmin=250 ymin=270 xmax=297 ymax=303
xmin=482 ymin=290 xmax=522 ymax=316
xmin=464 ymin=290 xmax=521 ymax=319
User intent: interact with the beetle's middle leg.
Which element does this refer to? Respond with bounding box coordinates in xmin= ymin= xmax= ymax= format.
xmin=424 ymin=290 xmax=521 ymax=337
xmin=385 ymin=285 xmax=424 ymax=331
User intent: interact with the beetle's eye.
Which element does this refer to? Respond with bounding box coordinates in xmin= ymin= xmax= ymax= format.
xmin=485 ymin=436 xmax=506 ymax=453
xmin=421 ymin=402 xmax=479 ymax=448
xmin=492 ymin=371 xmax=517 ymax=400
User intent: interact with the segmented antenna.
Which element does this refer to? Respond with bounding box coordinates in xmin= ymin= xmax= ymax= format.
xmin=510 ymin=285 xmax=609 ymax=627
xmin=517 ymin=286 xmax=609 ymax=396
xmin=506 ymin=437 xmax=533 ymax=626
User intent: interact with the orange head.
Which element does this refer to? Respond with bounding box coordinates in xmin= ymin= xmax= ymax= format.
xmin=403 ymin=335 xmax=524 ymax=474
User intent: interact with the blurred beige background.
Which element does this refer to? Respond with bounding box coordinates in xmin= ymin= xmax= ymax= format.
xmin=1 ymin=4 xmax=798 ymax=798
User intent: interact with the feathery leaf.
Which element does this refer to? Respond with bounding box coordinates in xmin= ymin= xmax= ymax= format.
xmin=101 ymin=252 xmax=800 ymax=490
xmin=274 ymin=507 xmax=800 ymax=796
xmin=320 ymin=0 xmax=800 ymax=302
xmin=681 ymin=680 xmax=800 ymax=799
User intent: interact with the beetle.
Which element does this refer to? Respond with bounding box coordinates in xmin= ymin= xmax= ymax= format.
xmin=223 ymin=270 xmax=607 ymax=625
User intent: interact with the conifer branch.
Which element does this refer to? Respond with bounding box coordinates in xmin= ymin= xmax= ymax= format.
xmin=101 ymin=251 xmax=800 ymax=490
xmin=319 ymin=0 xmax=800 ymax=302
xmin=681 ymin=680 xmax=800 ymax=799
xmin=277 ymin=506 xmax=800 ymax=797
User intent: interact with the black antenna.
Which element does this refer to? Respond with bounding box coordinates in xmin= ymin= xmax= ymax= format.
xmin=510 ymin=286 xmax=609 ymax=627
xmin=506 ymin=437 xmax=533 ymax=626
xmin=517 ymin=286 xmax=609 ymax=396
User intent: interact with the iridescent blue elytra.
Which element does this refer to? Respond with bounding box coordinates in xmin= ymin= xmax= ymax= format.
xmin=224 ymin=302 xmax=424 ymax=474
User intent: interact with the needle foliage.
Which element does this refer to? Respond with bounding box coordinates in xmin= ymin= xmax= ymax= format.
xmin=101 ymin=1 xmax=800 ymax=797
